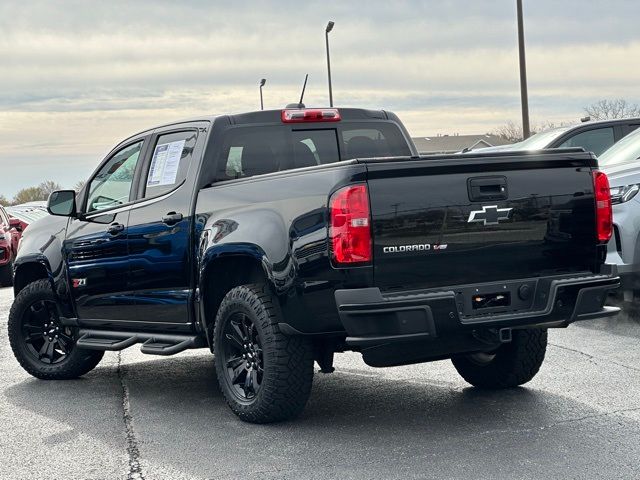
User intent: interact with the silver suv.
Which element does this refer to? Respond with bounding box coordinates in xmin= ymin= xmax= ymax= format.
xmin=599 ymin=128 xmax=640 ymax=303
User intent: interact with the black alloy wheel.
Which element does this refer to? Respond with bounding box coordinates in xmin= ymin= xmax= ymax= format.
xmin=213 ymin=284 xmax=315 ymax=423
xmin=220 ymin=312 xmax=264 ymax=401
xmin=21 ymin=298 xmax=74 ymax=364
xmin=9 ymin=279 xmax=104 ymax=379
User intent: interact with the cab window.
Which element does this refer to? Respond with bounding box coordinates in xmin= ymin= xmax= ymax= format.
xmin=86 ymin=141 xmax=143 ymax=213
xmin=341 ymin=124 xmax=411 ymax=159
xmin=291 ymin=130 xmax=340 ymax=168
xmin=214 ymin=122 xmax=410 ymax=182
xmin=143 ymin=131 xmax=198 ymax=198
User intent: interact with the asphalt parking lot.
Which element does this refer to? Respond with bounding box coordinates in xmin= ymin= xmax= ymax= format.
xmin=1 ymin=287 xmax=639 ymax=480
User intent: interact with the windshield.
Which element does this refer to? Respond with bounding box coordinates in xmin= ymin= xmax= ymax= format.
xmin=513 ymin=126 xmax=573 ymax=150
xmin=598 ymin=128 xmax=640 ymax=167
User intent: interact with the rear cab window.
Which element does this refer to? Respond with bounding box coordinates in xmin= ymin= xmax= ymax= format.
xmin=341 ymin=124 xmax=410 ymax=160
xmin=216 ymin=122 xmax=410 ymax=182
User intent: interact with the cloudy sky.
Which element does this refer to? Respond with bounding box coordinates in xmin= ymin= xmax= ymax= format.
xmin=1 ymin=0 xmax=640 ymax=197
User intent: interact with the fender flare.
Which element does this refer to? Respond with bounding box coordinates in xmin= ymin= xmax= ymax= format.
xmin=197 ymin=243 xmax=278 ymax=346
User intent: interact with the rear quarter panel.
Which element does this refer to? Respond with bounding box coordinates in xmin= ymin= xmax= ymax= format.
xmin=196 ymin=163 xmax=371 ymax=333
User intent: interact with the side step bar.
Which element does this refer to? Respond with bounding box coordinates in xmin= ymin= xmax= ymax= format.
xmin=77 ymin=329 xmax=206 ymax=356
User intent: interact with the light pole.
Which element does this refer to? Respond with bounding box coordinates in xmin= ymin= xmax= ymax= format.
xmin=516 ymin=0 xmax=530 ymax=138
xmin=325 ymin=21 xmax=335 ymax=107
xmin=259 ymin=78 xmax=266 ymax=110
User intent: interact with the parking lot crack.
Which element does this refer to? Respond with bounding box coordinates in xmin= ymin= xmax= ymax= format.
xmin=117 ymin=352 xmax=145 ymax=480
xmin=551 ymin=406 xmax=640 ymax=426
xmin=549 ymin=342 xmax=640 ymax=373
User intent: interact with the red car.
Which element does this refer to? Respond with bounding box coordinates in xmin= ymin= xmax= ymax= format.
xmin=0 ymin=205 xmax=22 ymax=286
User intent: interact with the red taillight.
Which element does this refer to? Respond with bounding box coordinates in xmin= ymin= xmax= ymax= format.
xmin=329 ymin=184 xmax=372 ymax=265
xmin=593 ymin=170 xmax=612 ymax=243
xmin=281 ymin=108 xmax=341 ymax=123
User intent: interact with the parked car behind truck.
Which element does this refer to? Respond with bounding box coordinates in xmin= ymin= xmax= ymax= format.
xmin=592 ymin=127 xmax=640 ymax=305
xmin=9 ymin=107 xmax=619 ymax=423
xmin=0 ymin=205 xmax=22 ymax=286
xmin=479 ymin=117 xmax=640 ymax=156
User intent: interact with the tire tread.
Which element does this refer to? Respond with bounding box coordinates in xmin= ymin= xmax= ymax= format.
xmin=8 ymin=279 xmax=103 ymax=380
xmin=213 ymin=283 xmax=314 ymax=423
xmin=451 ymin=328 xmax=547 ymax=388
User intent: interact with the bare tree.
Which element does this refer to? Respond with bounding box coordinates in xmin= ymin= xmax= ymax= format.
xmin=0 ymin=194 xmax=9 ymax=206
xmin=584 ymin=99 xmax=640 ymax=121
xmin=38 ymin=180 xmax=62 ymax=198
xmin=493 ymin=121 xmax=524 ymax=142
xmin=11 ymin=181 xmax=63 ymax=205
xmin=12 ymin=187 xmax=45 ymax=205
xmin=74 ymin=180 xmax=86 ymax=192
xmin=493 ymin=119 xmax=575 ymax=143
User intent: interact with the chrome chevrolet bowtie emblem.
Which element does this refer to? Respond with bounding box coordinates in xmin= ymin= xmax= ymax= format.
xmin=467 ymin=205 xmax=512 ymax=226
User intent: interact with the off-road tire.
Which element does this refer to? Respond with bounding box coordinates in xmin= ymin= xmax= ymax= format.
xmin=451 ymin=328 xmax=547 ymax=388
xmin=0 ymin=257 xmax=14 ymax=287
xmin=213 ymin=284 xmax=314 ymax=423
xmin=8 ymin=279 xmax=104 ymax=379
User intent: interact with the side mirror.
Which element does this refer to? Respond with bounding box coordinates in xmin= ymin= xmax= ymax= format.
xmin=9 ymin=218 xmax=22 ymax=232
xmin=47 ymin=190 xmax=77 ymax=217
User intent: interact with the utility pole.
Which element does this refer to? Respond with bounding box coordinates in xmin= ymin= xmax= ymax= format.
xmin=259 ymin=78 xmax=266 ymax=110
xmin=516 ymin=0 xmax=530 ymax=138
xmin=325 ymin=21 xmax=335 ymax=107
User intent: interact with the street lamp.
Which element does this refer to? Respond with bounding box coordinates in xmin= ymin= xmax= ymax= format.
xmin=325 ymin=21 xmax=335 ymax=107
xmin=259 ymin=78 xmax=266 ymax=110
xmin=516 ymin=0 xmax=530 ymax=138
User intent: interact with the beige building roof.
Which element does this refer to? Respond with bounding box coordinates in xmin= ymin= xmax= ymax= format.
xmin=412 ymin=134 xmax=514 ymax=154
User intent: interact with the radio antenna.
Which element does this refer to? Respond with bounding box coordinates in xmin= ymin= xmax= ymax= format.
xmin=298 ymin=74 xmax=308 ymax=108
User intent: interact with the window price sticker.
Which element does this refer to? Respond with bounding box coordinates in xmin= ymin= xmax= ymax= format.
xmin=147 ymin=140 xmax=186 ymax=187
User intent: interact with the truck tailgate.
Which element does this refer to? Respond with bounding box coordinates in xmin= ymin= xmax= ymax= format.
xmin=364 ymin=151 xmax=600 ymax=291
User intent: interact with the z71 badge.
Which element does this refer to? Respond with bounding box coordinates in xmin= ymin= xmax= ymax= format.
xmin=383 ymin=244 xmax=448 ymax=253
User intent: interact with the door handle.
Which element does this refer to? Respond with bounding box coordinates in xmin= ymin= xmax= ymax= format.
xmin=162 ymin=212 xmax=183 ymax=226
xmin=107 ymin=222 xmax=125 ymax=235
xmin=468 ymin=176 xmax=508 ymax=202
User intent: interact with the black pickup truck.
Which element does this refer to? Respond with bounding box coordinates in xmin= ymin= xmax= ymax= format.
xmin=8 ymin=107 xmax=619 ymax=423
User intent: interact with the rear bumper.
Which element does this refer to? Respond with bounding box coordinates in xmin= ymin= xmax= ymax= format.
xmin=335 ymin=272 xmax=620 ymax=349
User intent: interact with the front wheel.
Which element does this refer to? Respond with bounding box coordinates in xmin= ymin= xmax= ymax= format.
xmin=213 ymin=284 xmax=314 ymax=423
xmin=8 ymin=279 xmax=104 ymax=379
xmin=451 ymin=328 xmax=547 ymax=389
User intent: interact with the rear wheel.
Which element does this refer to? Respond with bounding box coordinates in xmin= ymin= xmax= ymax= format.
xmin=213 ymin=284 xmax=314 ymax=423
xmin=8 ymin=279 xmax=104 ymax=379
xmin=0 ymin=257 xmax=14 ymax=287
xmin=451 ymin=328 xmax=547 ymax=388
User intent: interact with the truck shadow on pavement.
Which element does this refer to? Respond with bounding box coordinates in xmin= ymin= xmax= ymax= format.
xmin=4 ymin=353 xmax=633 ymax=479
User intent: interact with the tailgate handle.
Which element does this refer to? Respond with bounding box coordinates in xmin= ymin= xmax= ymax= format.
xmin=468 ymin=176 xmax=508 ymax=201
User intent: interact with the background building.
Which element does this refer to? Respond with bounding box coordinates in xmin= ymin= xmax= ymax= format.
xmin=412 ymin=134 xmax=514 ymax=154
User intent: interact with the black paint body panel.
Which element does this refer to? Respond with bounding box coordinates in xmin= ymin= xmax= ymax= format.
xmin=366 ymin=151 xmax=601 ymax=291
